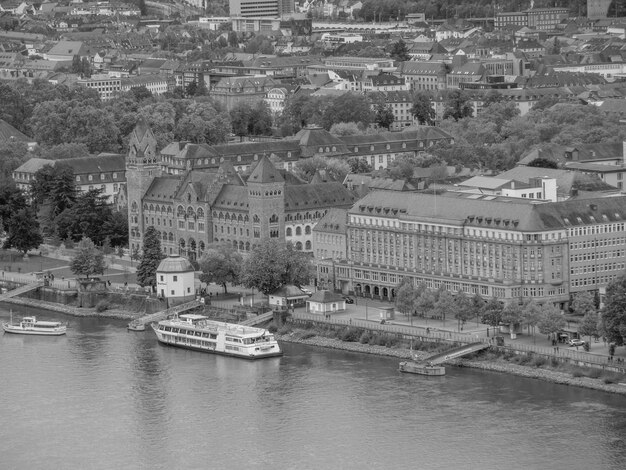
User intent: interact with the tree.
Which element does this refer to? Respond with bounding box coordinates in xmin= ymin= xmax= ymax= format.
xmin=390 ymin=39 xmax=410 ymax=62
xmin=537 ymin=305 xmax=566 ymax=338
xmin=520 ymin=300 xmax=542 ymax=342
xmin=36 ymin=143 xmax=90 ymax=160
xmin=411 ymin=92 xmax=435 ymax=125
xmin=578 ymin=311 xmax=599 ymax=346
xmin=395 ymin=280 xmax=417 ymax=321
xmin=454 ymin=291 xmax=474 ymax=331
xmin=600 ymin=273 xmax=626 ymax=346
xmin=482 ymin=297 xmax=503 ymax=327
xmin=241 ymin=240 xmax=312 ymax=295
xmin=0 ymin=183 xmax=27 ymax=231
xmin=570 ymin=291 xmax=596 ymax=317
xmin=229 ymin=101 xmax=272 ymax=138
xmin=346 ymin=157 xmax=373 ymax=173
xmin=136 ymin=226 xmax=166 ymax=292
xmin=443 ymin=90 xmax=473 ymax=121
xmin=414 ymin=284 xmax=436 ymax=318
xmin=321 ymin=93 xmax=373 ymax=130
xmin=501 ymin=302 xmax=523 ymax=336
xmin=527 ymin=157 xmax=558 ymax=169
xmin=55 ymin=188 xmax=117 ymax=245
xmin=470 ymin=294 xmax=484 ymax=327
xmin=2 ymin=208 xmax=42 ymax=255
xmin=329 ymin=122 xmax=366 ymax=136
xmin=198 ymin=243 xmax=243 ymax=294
xmin=0 ymin=141 xmax=30 ymax=182
xmin=70 ymin=237 xmax=106 ymax=279
xmin=434 ymin=289 xmax=455 ymax=327
xmin=293 ymin=155 xmax=351 ymax=183
xmin=374 ymin=102 xmax=394 ymax=130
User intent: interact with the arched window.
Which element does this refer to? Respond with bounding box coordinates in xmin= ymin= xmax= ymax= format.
xmin=269 ymin=214 xmax=278 ymax=224
xmin=179 ymin=238 xmax=186 ymax=248
xmin=295 ymin=242 xmax=303 ymax=250
xmin=149 ymin=204 xmax=154 ymax=211
xmin=286 ymin=227 xmax=292 ymax=236
xmin=225 ymin=213 xmax=231 ymax=221
xmin=167 ymin=206 xmax=172 ymax=214
xmin=305 ymin=226 xmax=311 ymax=235
xmin=177 ymin=205 xmax=185 ymax=218
xmin=199 ymin=241 xmax=205 ymax=251
xmin=197 ymin=208 xmax=204 ymax=218
xmin=131 ymin=201 xmax=138 ymax=212
xmin=239 ymin=241 xmax=244 ymax=250
xmin=305 ymin=240 xmax=311 ymax=250
xmin=296 ymin=227 xmax=302 ymax=236
xmin=233 ymin=240 xmax=238 ymax=249
xmin=169 ymin=232 xmax=174 ymax=242
xmin=253 ymin=215 xmax=260 ymax=223
xmin=245 ymin=242 xmax=250 ymax=251
xmin=187 ymin=206 xmax=195 ymax=218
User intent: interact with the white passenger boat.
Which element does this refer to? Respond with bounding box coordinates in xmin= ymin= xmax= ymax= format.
xmin=2 ymin=316 xmax=67 ymax=336
xmin=152 ymin=314 xmax=282 ymax=359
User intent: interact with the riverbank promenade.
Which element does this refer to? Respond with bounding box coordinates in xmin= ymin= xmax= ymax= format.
xmin=2 ymin=246 xmax=624 ymax=366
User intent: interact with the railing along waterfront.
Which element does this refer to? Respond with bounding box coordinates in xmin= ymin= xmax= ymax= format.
xmin=290 ymin=312 xmax=626 ymax=372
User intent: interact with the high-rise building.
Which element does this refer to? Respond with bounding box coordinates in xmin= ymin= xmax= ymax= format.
xmin=229 ymin=0 xmax=293 ymax=17
xmin=587 ymin=0 xmax=612 ymax=19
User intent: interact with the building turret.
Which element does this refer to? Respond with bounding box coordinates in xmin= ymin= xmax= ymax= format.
xmin=126 ymin=119 xmax=160 ymax=254
xmin=246 ymin=155 xmax=285 ymax=243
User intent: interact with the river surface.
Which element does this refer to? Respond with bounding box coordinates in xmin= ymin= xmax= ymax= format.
xmin=1 ymin=305 xmax=625 ymax=470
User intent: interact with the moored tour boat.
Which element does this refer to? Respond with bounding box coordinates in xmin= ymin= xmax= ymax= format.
xmin=152 ymin=313 xmax=282 ymax=359
xmin=2 ymin=316 xmax=67 ymax=336
xmin=398 ymin=361 xmax=446 ymax=376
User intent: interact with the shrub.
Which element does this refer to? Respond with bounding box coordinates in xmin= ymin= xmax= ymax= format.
xmin=359 ymin=331 xmax=370 ymax=344
xmin=550 ymin=357 xmax=560 ymax=367
xmin=585 ymin=368 xmax=602 ymax=379
xmin=95 ymin=300 xmax=110 ymax=312
xmin=532 ymin=356 xmax=547 ymax=368
xmin=276 ymin=323 xmax=291 ymax=334
xmin=572 ymin=370 xmax=583 ymax=378
xmin=299 ymin=331 xmax=316 ymax=340
xmin=339 ymin=327 xmax=361 ymax=342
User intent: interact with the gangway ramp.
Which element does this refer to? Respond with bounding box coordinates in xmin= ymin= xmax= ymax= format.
xmin=0 ymin=282 xmax=44 ymax=302
xmin=423 ymin=342 xmax=490 ymax=366
xmin=240 ymin=311 xmax=274 ymax=326
xmin=129 ymin=300 xmax=203 ymax=328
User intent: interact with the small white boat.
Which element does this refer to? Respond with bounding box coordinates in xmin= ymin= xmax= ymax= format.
xmin=399 ymin=361 xmax=446 ymax=376
xmin=2 ymin=316 xmax=67 ymax=336
xmin=127 ymin=321 xmax=146 ymax=332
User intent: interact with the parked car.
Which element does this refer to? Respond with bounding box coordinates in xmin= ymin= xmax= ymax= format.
xmin=568 ymin=339 xmax=586 ymax=347
xmin=343 ymin=296 xmax=354 ymax=304
xmin=300 ymin=287 xmax=313 ymax=296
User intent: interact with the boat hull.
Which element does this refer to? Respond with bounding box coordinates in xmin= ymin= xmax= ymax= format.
xmin=127 ymin=322 xmax=146 ymax=332
xmin=155 ymin=335 xmax=283 ymax=359
xmin=2 ymin=324 xmax=66 ymax=336
xmin=399 ymin=361 xmax=445 ymax=376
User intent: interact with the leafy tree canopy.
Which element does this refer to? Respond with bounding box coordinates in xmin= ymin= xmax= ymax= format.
xmin=136 ymin=226 xmax=166 ymax=291
xmin=600 ymin=274 xmax=626 ymax=346
xmin=198 ymin=243 xmax=243 ymax=294
xmin=2 ymin=207 xmax=42 ymax=254
xmin=70 ymin=237 xmax=106 ymax=279
xmin=241 ymin=240 xmax=312 ymax=295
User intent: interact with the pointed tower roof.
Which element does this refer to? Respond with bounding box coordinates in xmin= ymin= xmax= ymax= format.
xmin=247 ymin=155 xmax=284 ymax=184
xmin=132 ymin=117 xmax=152 ymax=142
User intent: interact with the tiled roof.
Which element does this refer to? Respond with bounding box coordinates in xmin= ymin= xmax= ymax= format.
xmin=350 ymin=190 xmax=626 ymax=231
xmin=284 ymin=182 xmax=355 ymax=211
xmin=308 ymin=290 xmax=344 ymax=303
xmin=247 ymin=155 xmax=284 ymax=184
xmin=498 ymin=166 xmax=617 ymax=196
xmin=0 ymin=119 xmax=31 ymax=142
xmin=313 ymin=208 xmax=348 ymax=233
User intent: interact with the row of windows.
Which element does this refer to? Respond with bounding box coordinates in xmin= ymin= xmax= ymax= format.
xmin=76 ymin=172 xmax=118 ymax=182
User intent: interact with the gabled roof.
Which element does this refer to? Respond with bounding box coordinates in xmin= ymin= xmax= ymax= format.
xmin=313 ymin=208 xmax=348 ymax=233
xmin=308 ymin=290 xmax=344 ymax=303
xmin=0 ymin=118 xmax=31 ymax=142
xmin=247 ymin=155 xmax=284 ymax=184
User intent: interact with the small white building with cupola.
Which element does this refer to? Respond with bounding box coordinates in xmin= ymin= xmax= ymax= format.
xmin=156 ymin=255 xmax=196 ymax=307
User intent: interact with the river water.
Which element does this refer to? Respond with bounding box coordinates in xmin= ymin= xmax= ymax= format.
xmin=1 ymin=305 xmax=625 ymax=470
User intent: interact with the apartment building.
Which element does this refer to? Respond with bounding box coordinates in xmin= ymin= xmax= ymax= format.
xmin=334 ymin=191 xmax=626 ymax=309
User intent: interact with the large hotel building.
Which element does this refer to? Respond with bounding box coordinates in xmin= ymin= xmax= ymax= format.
xmin=329 ymin=191 xmax=626 ymax=309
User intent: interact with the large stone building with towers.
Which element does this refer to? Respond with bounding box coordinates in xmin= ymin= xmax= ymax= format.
xmin=126 ymin=120 xmax=357 ymax=259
